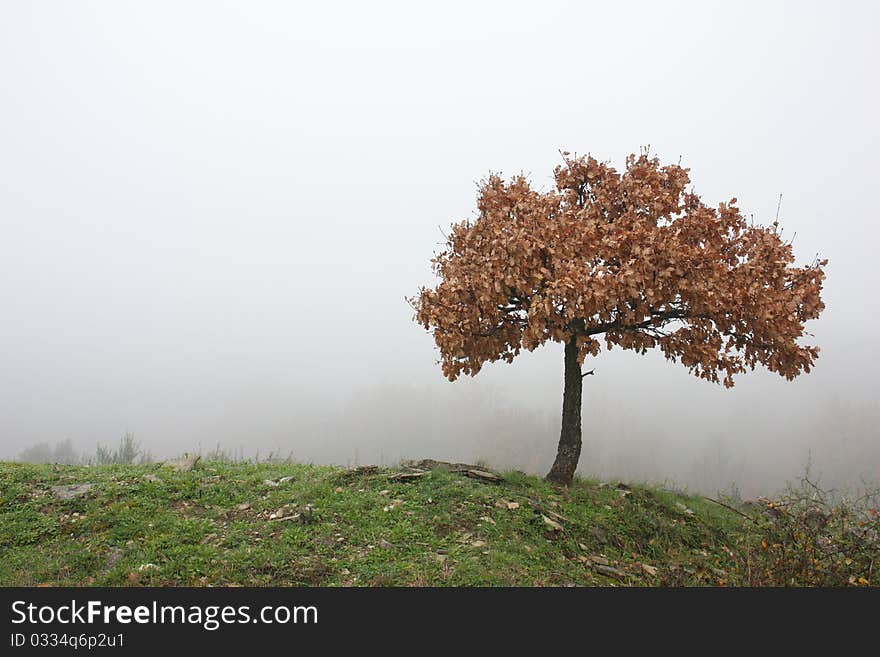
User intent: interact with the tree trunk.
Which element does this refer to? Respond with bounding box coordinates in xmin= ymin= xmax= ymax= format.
xmin=545 ymin=337 xmax=583 ymax=485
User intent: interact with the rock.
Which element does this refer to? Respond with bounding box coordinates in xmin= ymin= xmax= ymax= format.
xmin=400 ymin=459 xmax=482 ymax=472
xmin=268 ymin=504 xmax=295 ymax=519
xmin=547 ymin=509 xmax=568 ymax=522
xmin=398 ymin=459 xmax=504 ymax=484
xmin=640 ymin=563 xmax=658 ymax=576
xmin=50 ymin=483 xmax=94 ymax=500
xmin=388 ymin=471 xmax=429 ymax=481
xmin=541 ymin=514 xmax=563 ymax=531
xmin=348 ymin=465 xmax=379 ymax=475
xmin=164 ymin=455 xmax=200 ymax=472
xmin=675 ymin=502 xmax=695 ymax=516
xmin=378 ymin=539 xmax=395 ymax=549
xmin=465 ymin=469 xmax=502 ymax=483
xmin=268 ymin=513 xmax=301 ymax=523
xmin=104 ymin=547 xmax=124 ymax=570
xmin=264 ymin=475 xmax=296 ymax=487
xmin=142 ymin=474 xmax=160 ymax=482
xmin=526 ymin=499 xmax=567 ymax=522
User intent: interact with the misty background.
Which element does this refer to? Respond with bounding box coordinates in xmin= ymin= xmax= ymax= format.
xmin=1 ymin=1 xmax=877 ymax=496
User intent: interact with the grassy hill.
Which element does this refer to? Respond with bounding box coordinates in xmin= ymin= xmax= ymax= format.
xmin=0 ymin=460 xmax=874 ymax=586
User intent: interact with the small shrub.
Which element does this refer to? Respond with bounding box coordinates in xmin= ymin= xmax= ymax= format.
xmin=733 ymin=475 xmax=878 ymax=586
xmin=94 ymin=432 xmax=144 ymax=465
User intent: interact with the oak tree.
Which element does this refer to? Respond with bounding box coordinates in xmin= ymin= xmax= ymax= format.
xmin=411 ymin=152 xmax=827 ymax=485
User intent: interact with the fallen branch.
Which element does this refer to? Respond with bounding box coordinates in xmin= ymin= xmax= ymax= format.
xmin=269 ymin=514 xmax=301 ymax=523
xmin=703 ymin=496 xmax=761 ymax=525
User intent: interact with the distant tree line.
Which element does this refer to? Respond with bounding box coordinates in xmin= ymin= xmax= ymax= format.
xmin=17 ymin=432 xmax=152 ymax=465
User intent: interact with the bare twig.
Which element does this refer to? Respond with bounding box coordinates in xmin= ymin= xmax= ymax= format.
xmin=704 ymin=496 xmax=761 ymax=525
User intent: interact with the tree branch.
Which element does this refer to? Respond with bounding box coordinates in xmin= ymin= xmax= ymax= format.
xmin=581 ymin=308 xmax=695 ymax=336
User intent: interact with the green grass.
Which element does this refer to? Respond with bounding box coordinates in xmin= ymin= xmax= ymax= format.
xmin=0 ymin=461 xmax=752 ymax=586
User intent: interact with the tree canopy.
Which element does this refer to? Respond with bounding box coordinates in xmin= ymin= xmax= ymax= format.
xmin=412 ymin=152 xmax=827 ymax=388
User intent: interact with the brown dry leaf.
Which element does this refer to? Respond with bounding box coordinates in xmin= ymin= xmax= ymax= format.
xmin=640 ymin=563 xmax=658 ymax=576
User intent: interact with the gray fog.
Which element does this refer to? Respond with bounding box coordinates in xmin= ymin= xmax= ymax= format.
xmin=1 ymin=1 xmax=877 ymax=496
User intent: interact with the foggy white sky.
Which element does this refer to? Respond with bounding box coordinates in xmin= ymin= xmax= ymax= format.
xmin=1 ymin=1 xmax=878 ymax=493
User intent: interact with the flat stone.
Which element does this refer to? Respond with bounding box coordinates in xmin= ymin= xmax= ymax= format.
xmin=50 ymin=483 xmax=94 ymax=500
xmin=465 ymin=469 xmax=502 ymax=483
xmin=104 ymin=547 xmax=124 ymax=570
